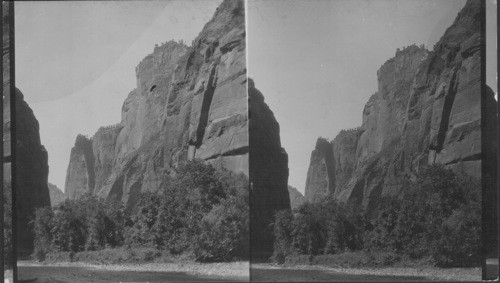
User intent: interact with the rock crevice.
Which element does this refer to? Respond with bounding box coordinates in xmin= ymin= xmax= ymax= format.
xmin=304 ymin=0 xmax=491 ymax=211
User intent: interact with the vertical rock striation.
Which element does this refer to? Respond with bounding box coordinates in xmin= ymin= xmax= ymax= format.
xmin=304 ymin=137 xmax=335 ymax=204
xmin=305 ymin=0 xmax=493 ymax=216
xmin=65 ymin=0 xmax=249 ymax=209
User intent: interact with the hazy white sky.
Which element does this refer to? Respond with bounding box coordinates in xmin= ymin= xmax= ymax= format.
xmin=16 ymin=0 xmax=222 ymax=190
xmin=14 ymin=0 xmax=497 ymax=193
xmin=248 ymin=0 xmax=496 ymax=193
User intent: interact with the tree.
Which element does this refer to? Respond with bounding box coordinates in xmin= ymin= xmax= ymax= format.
xmin=32 ymin=206 xmax=54 ymax=261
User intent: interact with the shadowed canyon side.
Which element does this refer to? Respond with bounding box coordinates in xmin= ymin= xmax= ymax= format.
xmin=305 ymin=0 xmax=495 ymax=222
xmin=14 ymin=89 xmax=51 ymax=255
xmin=249 ymin=79 xmax=290 ymax=253
xmin=64 ymin=0 xmax=248 ymax=209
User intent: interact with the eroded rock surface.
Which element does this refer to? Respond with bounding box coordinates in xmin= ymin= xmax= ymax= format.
xmin=65 ymin=0 xmax=248 ymax=210
xmin=288 ymin=186 xmax=305 ymax=210
xmin=305 ymin=0 xmax=493 ymax=215
xmin=48 ymin=183 xmax=66 ymax=207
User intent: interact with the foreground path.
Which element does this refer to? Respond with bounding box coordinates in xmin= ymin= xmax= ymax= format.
xmin=17 ymin=261 xmax=249 ymax=283
xmin=250 ymin=263 xmax=481 ymax=282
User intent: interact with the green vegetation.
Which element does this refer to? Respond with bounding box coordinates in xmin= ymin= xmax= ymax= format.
xmin=272 ymin=165 xmax=481 ymax=268
xmin=33 ymin=160 xmax=249 ymax=263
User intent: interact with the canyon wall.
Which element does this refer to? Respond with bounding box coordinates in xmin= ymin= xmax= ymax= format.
xmin=65 ymin=0 xmax=248 ymax=208
xmin=305 ymin=0 xmax=493 ymax=213
xmin=65 ymin=0 xmax=291 ymax=252
xmin=48 ymin=183 xmax=66 ymax=207
xmin=14 ymin=89 xmax=51 ymax=255
xmin=249 ymin=79 xmax=290 ymax=252
xmin=288 ymin=185 xmax=305 ymax=210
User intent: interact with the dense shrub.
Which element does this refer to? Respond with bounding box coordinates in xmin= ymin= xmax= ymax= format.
xmin=271 ymin=210 xmax=294 ymax=264
xmin=272 ymin=197 xmax=364 ymax=263
xmin=126 ymin=160 xmax=249 ymax=262
xmin=32 ymin=206 xmax=54 ymax=261
xmin=391 ymin=165 xmax=481 ymax=267
xmin=33 ymin=160 xmax=249 ymax=263
xmin=363 ymin=196 xmax=401 ymax=252
xmin=32 ymin=193 xmax=126 ymax=260
xmin=272 ymin=165 xmax=481 ymax=268
xmin=193 ymin=171 xmax=249 ymax=261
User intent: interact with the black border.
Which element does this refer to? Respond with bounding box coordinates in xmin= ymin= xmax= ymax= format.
xmin=3 ymin=1 xmax=500 ymax=282
xmin=481 ymin=0 xmax=487 ymax=278
xmin=497 ymin=0 xmax=500 ymax=279
xmin=9 ymin=1 xmax=17 ymax=282
xmin=1 ymin=1 xmax=4 ymax=281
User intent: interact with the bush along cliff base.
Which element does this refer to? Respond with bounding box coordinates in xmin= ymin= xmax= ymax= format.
xmin=32 ymin=160 xmax=249 ymax=264
xmin=272 ymin=165 xmax=481 ymax=268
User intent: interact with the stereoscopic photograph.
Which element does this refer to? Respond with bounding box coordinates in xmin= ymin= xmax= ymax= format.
xmin=247 ymin=0 xmax=497 ymax=281
xmin=9 ymin=0 xmax=249 ymax=282
xmin=2 ymin=0 xmax=498 ymax=282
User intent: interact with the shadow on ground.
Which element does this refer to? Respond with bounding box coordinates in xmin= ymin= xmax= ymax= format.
xmin=251 ymin=267 xmax=428 ymax=282
xmin=18 ymin=266 xmax=239 ymax=283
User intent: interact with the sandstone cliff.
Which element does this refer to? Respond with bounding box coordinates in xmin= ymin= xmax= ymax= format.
xmin=288 ymin=185 xmax=305 ymax=210
xmin=48 ymin=183 xmax=66 ymax=207
xmin=14 ymin=89 xmax=51 ymax=255
xmin=65 ymin=0 xmax=248 ymax=209
xmin=249 ymin=79 xmax=290 ymax=252
xmin=305 ymin=0 xmax=492 ymax=213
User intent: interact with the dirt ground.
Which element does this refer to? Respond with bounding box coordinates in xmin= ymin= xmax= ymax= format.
xmin=250 ymin=263 xmax=482 ymax=282
xmin=17 ymin=261 xmax=249 ymax=282
xmin=15 ymin=260 xmax=494 ymax=282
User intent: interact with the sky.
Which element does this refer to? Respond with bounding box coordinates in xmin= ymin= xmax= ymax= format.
xmin=15 ymin=0 xmax=222 ymax=190
xmin=248 ymin=0 xmax=497 ymax=194
xmin=13 ymin=0 xmax=498 ymax=193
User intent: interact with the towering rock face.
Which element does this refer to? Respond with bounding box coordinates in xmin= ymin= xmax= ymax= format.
xmin=288 ymin=186 xmax=305 ymax=210
xmin=249 ymin=79 xmax=290 ymax=252
xmin=14 ymin=89 xmax=51 ymax=255
xmin=65 ymin=0 xmax=248 ymax=209
xmin=305 ymin=0 xmax=491 ymax=213
xmin=304 ymin=138 xmax=335 ymax=203
xmin=48 ymin=183 xmax=66 ymax=207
